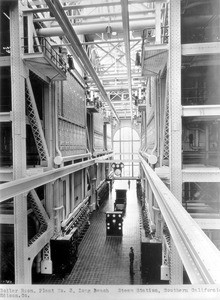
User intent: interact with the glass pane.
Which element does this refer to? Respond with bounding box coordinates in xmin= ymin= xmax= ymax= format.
xmin=113 ymin=127 xmax=140 ymax=176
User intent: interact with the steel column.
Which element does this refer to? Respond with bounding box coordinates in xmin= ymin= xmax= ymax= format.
xmin=10 ymin=1 xmax=30 ymax=284
xmin=168 ymin=0 xmax=183 ymax=284
xmin=121 ymin=0 xmax=133 ymax=122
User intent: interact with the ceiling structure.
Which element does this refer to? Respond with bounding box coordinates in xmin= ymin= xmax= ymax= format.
xmin=26 ymin=0 xmax=168 ymax=121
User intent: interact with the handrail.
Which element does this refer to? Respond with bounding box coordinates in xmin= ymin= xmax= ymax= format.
xmin=142 ymin=26 xmax=169 ymax=45
xmin=0 ymin=159 xmax=95 ymax=203
xmin=140 ymin=150 xmax=157 ymax=165
xmin=139 ymin=153 xmax=220 ymax=284
xmin=22 ymin=36 xmax=67 ymax=73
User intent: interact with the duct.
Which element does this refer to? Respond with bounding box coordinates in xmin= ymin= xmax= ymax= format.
xmin=37 ymin=19 xmax=156 ymax=37
xmin=44 ymin=0 xmax=119 ymax=122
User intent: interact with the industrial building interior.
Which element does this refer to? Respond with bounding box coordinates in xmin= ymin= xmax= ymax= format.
xmin=0 ymin=0 xmax=220 ymax=289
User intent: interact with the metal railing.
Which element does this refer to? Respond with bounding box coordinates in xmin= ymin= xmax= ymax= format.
xmin=139 ymin=152 xmax=220 ymax=284
xmin=22 ymin=36 xmax=67 ymax=73
xmin=142 ymin=27 xmax=169 ymax=46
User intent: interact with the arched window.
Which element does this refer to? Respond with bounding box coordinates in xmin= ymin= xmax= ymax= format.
xmin=113 ymin=127 xmax=140 ymax=177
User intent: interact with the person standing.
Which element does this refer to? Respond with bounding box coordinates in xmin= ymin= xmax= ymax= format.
xmin=128 ymin=180 xmax=131 ymax=189
xmin=129 ymin=247 xmax=134 ymax=275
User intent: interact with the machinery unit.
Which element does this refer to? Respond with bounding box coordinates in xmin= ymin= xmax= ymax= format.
xmin=50 ymin=227 xmax=78 ymax=275
xmin=114 ymin=189 xmax=127 ymax=212
xmin=141 ymin=239 xmax=163 ymax=284
xmin=106 ymin=212 xmax=123 ymax=236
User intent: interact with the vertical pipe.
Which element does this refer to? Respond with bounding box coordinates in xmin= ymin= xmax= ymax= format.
xmin=155 ymin=1 xmax=161 ymax=44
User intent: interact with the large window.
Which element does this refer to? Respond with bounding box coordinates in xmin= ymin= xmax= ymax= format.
xmin=113 ymin=127 xmax=140 ymax=177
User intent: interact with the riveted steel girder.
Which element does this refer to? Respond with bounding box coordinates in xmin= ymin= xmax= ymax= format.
xmin=44 ymin=0 xmax=119 ymax=122
xmin=140 ymin=154 xmax=220 ymax=284
xmin=182 ymin=105 xmax=220 ymax=117
xmin=121 ymin=0 xmax=133 ymax=120
xmin=0 ymin=159 xmax=95 ymax=202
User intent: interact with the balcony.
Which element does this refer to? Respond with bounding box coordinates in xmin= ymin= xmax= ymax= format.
xmin=22 ymin=36 xmax=67 ymax=81
xmin=141 ymin=28 xmax=168 ymax=77
xmin=86 ymin=97 xmax=102 ymax=113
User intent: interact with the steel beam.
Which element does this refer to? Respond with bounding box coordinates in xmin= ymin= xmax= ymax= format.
xmin=182 ymin=42 xmax=220 ymax=56
xmin=169 ymin=0 xmax=182 ymax=284
xmin=44 ymin=0 xmax=119 ymax=122
xmin=194 ymin=218 xmax=220 ymax=230
xmin=0 ymin=56 xmax=10 ymax=66
xmin=182 ymin=105 xmax=220 ymax=117
xmin=96 ymin=159 xmax=140 ymax=164
xmin=140 ymin=155 xmax=220 ymax=284
xmin=121 ymin=0 xmax=133 ymax=121
xmin=89 ymin=72 xmax=143 ymax=80
xmin=0 ymin=112 xmax=12 ymax=122
xmin=54 ymin=38 xmax=142 ymax=47
xmin=81 ymin=38 xmax=141 ymax=45
xmin=0 ymin=169 xmax=13 ymax=182
xmin=24 ymin=0 xmax=150 ymax=13
xmin=0 ymin=159 xmax=95 ymax=203
xmin=113 ymin=176 xmax=139 ymax=180
xmin=0 ymin=214 xmax=14 ymax=224
xmin=182 ymin=167 xmax=220 ymax=182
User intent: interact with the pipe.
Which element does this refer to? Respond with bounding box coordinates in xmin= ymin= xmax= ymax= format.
xmin=140 ymin=150 xmax=157 ymax=165
xmin=37 ymin=19 xmax=156 ymax=37
xmin=34 ymin=10 xmax=157 ymax=23
xmin=54 ymin=82 xmax=63 ymax=166
xmin=151 ymin=77 xmax=158 ymax=157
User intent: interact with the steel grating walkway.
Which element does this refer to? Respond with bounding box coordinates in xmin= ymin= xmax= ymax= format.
xmin=34 ymin=180 xmax=142 ymax=285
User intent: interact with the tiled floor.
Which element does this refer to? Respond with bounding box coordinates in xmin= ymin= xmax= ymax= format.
xmin=35 ymin=180 xmax=143 ymax=285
